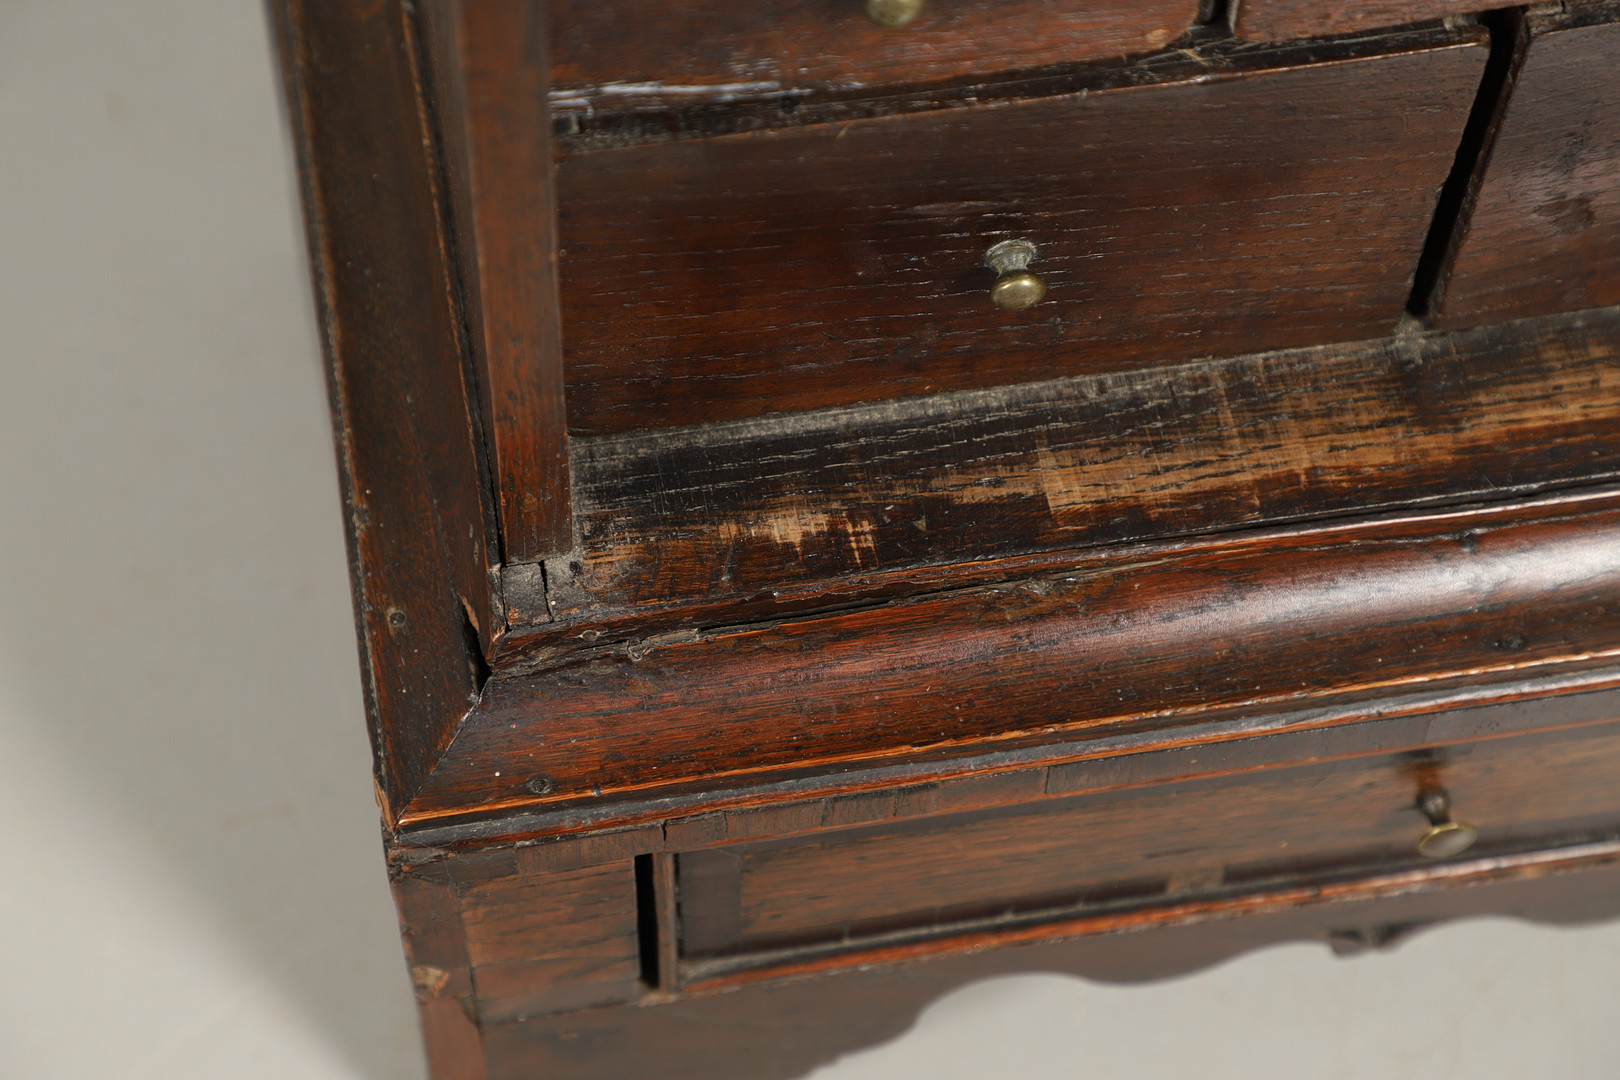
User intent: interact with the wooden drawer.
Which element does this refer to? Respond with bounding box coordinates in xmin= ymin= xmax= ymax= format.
xmin=1432 ymin=2 xmax=1620 ymax=328
xmin=547 ymin=0 xmax=1203 ymax=120
xmin=557 ymin=25 xmax=1487 ymax=435
xmin=677 ymin=721 xmax=1620 ymax=970
xmin=1234 ymin=1 xmax=1494 ymax=42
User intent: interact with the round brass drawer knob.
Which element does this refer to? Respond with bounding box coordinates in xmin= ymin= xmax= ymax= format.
xmin=1416 ymin=790 xmax=1478 ymax=859
xmin=866 ymin=0 xmax=925 ymax=27
xmin=985 ymin=238 xmax=1047 ymax=312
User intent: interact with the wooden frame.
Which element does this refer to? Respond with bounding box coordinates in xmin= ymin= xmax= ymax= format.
xmin=271 ymin=1 xmax=1620 ymax=1076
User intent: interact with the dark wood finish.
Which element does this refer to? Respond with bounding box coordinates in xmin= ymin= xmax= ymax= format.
xmin=402 ymin=493 xmax=1620 ymax=825
xmin=1431 ymin=3 xmax=1620 ymax=327
xmin=393 ymin=873 xmax=486 ymax=1080
xmin=531 ymin=308 xmax=1620 ymax=636
xmin=272 ymin=5 xmax=1620 ymax=1079
xmin=420 ymin=0 xmax=572 ymax=561
xmin=1233 ymin=1 xmax=1503 ymax=41
xmin=458 ymin=861 xmax=642 ymax=1021
xmin=556 ymin=26 xmax=1486 ymax=436
xmin=547 ymin=0 xmax=1202 ymax=118
xmin=481 ymin=845 xmax=1620 ymax=1080
xmin=270 ymin=0 xmax=496 ymax=822
xmin=678 ymin=721 xmax=1620 ymax=965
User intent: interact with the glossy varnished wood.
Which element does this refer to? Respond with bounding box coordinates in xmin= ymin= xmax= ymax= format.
xmin=270 ymin=0 xmax=495 ymax=820
xmin=420 ymin=0 xmax=573 ymax=559
xmin=1432 ymin=2 xmax=1620 ymax=327
xmin=402 ymin=492 xmax=1620 ymax=824
xmin=546 ymin=0 xmax=1202 ymax=118
xmin=555 ymin=26 xmax=1486 ymax=435
xmin=529 ymin=308 xmax=1620 ymax=636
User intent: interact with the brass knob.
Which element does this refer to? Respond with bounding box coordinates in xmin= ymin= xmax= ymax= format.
xmin=985 ymin=239 xmax=1047 ymax=311
xmin=865 ymin=0 xmax=925 ymax=27
xmin=1416 ymin=790 xmax=1478 ymax=859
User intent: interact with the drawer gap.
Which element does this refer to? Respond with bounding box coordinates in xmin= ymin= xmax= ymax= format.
xmin=1408 ymin=7 xmax=1528 ymax=318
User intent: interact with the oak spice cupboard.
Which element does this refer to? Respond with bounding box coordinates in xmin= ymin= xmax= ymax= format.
xmin=272 ymin=1 xmax=1620 ymax=1076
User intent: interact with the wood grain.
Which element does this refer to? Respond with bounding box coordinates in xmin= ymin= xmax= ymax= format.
xmin=392 ymin=872 xmax=486 ymax=1080
xmin=459 ymin=861 xmax=643 ymax=1022
xmin=547 ymin=0 xmax=1201 ymax=118
xmin=526 ymin=308 xmax=1620 ymax=638
xmin=403 ymin=493 xmax=1620 ymax=823
xmin=394 ymin=671 xmax=1620 ymax=850
xmin=1432 ymin=3 xmax=1620 ymax=327
xmin=480 ymin=845 xmax=1620 ymax=1080
xmin=421 ymin=0 xmax=573 ymax=560
xmin=1233 ymin=0 xmax=1494 ymax=41
xmin=679 ymin=722 xmax=1620 ymax=962
xmin=270 ymin=0 xmax=496 ymax=821
xmin=554 ymin=25 xmax=1486 ymax=436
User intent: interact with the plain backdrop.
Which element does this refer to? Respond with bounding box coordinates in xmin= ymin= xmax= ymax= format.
xmin=1 ymin=2 xmax=1617 ymax=1078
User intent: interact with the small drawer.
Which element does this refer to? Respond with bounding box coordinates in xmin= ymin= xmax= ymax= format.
xmin=547 ymin=0 xmax=1203 ymax=119
xmin=676 ymin=721 xmax=1620 ymax=970
xmin=556 ymin=24 xmax=1487 ymax=435
xmin=1431 ymin=2 xmax=1620 ymax=327
xmin=1233 ymin=1 xmax=1486 ymax=42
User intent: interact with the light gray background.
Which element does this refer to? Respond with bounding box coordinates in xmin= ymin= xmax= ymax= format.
xmin=1 ymin=2 xmax=1616 ymax=1077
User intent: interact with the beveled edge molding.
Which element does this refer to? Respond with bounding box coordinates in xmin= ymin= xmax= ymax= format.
xmin=395 ymin=488 xmax=1620 ymax=832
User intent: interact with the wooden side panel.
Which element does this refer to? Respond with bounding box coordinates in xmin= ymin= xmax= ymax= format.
xmin=680 ymin=722 xmax=1620 ymax=958
xmin=1432 ymin=3 xmax=1620 ymax=327
xmin=539 ymin=308 xmax=1620 ymax=630
xmin=1233 ymin=0 xmax=1491 ymax=41
xmin=421 ymin=0 xmax=572 ymax=560
xmin=270 ymin=0 xmax=495 ymax=819
xmin=394 ymin=873 xmax=487 ymax=1080
xmin=404 ymin=495 xmax=1620 ymax=821
xmin=556 ymin=29 xmax=1485 ymax=436
xmin=460 ymin=862 xmax=642 ymax=1022
xmin=547 ymin=0 xmax=1202 ymax=116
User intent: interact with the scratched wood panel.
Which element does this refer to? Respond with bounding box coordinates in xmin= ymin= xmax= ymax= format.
xmin=402 ymin=494 xmax=1620 ymax=821
xmin=1233 ymin=0 xmax=1497 ymax=41
xmin=679 ymin=721 xmax=1620 ymax=957
xmin=555 ymin=25 xmax=1486 ymax=436
xmin=547 ymin=0 xmax=1202 ymax=118
xmin=523 ymin=308 xmax=1620 ymax=636
xmin=1432 ymin=3 xmax=1620 ymax=328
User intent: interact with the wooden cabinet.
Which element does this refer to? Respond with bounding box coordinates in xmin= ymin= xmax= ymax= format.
xmin=271 ymin=1 xmax=1620 ymax=1077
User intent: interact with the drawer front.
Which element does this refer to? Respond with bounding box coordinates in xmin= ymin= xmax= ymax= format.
xmin=557 ymin=28 xmax=1485 ymax=435
xmin=548 ymin=0 xmax=1202 ymax=119
xmin=1234 ymin=1 xmax=1480 ymax=42
xmin=677 ymin=721 xmax=1620 ymax=963
xmin=1432 ymin=3 xmax=1620 ymax=328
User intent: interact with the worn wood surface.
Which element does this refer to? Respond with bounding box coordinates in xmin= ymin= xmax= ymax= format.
xmin=393 ymin=873 xmax=487 ymax=1080
xmin=547 ymin=0 xmax=1201 ymax=119
xmin=478 ymin=845 xmax=1620 ymax=1080
xmin=421 ymin=0 xmax=572 ymax=561
xmin=270 ymin=0 xmax=495 ymax=822
xmin=1233 ymin=0 xmax=1494 ymax=41
xmin=1432 ymin=3 xmax=1620 ymax=327
xmin=401 ymin=492 xmax=1620 ymax=825
xmin=524 ymin=308 xmax=1620 ymax=639
xmin=679 ymin=721 xmax=1620 ymax=963
xmin=554 ymin=25 xmax=1486 ymax=436
xmin=459 ymin=861 xmax=642 ymax=1022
